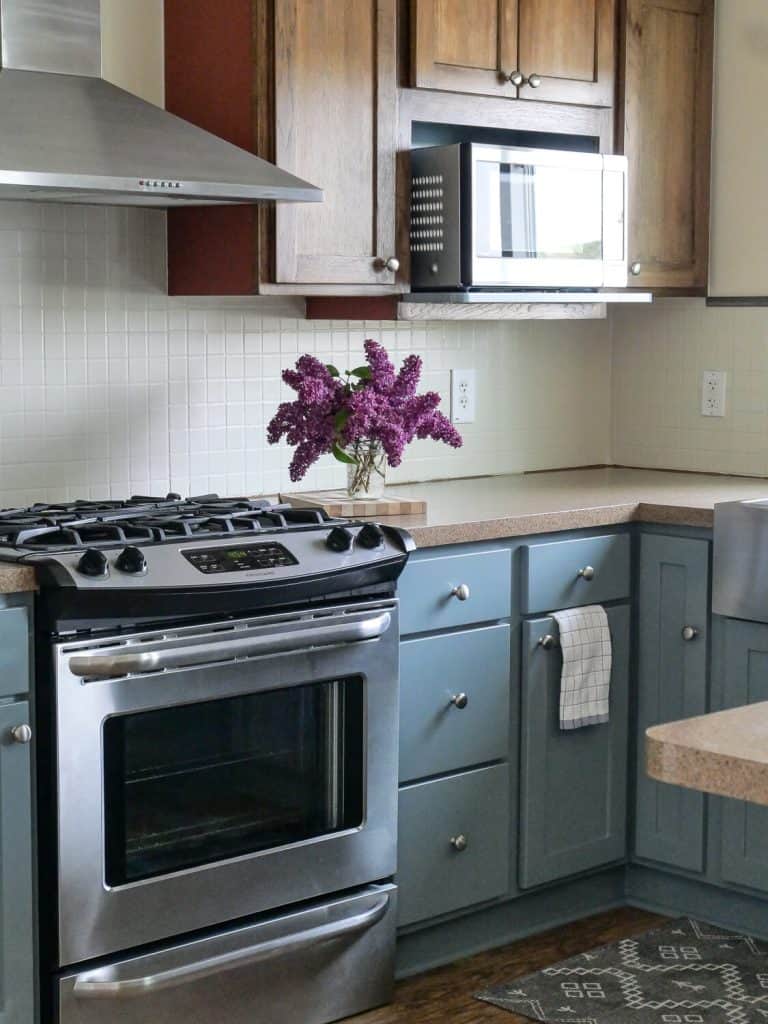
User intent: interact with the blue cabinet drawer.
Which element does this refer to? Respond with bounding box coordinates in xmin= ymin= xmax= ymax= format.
xmin=0 ymin=606 xmax=29 ymax=699
xmin=522 ymin=533 xmax=630 ymax=614
xmin=399 ymin=625 xmax=510 ymax=783
xmin=399 ymin=549 xmax=511 ymax=635
xmin=397 ymin=764 xmax=510 ymax=927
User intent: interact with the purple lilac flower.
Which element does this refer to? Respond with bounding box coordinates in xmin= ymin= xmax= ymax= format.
xmin=266 ymin=339 xmax=463 ymax=481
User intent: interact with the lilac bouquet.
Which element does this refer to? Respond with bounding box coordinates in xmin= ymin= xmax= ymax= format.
xmin=267 ymin=339 xmax=463 ymax=497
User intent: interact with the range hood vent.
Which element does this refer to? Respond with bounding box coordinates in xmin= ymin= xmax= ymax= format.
xmin=0 ymin=0 xmax=322 ymax=207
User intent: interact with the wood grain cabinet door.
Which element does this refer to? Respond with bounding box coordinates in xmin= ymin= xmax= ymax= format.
xmin=273 ymin=0 xmax=398 ymax=286
xmin=620 ymin=0 xmax=714 ymax=291
xmin=412 ymin=0 xmax=519 ymax=98
xmin=517 ymin=0 xmax=616 ymax=106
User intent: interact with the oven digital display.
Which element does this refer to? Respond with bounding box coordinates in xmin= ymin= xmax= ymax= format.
xmin=183 ymin=543 xmax=299 ymax=574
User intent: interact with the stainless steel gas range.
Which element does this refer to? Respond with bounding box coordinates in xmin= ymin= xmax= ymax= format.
xmin=0 ymin=495 xmax=413 ymax=1024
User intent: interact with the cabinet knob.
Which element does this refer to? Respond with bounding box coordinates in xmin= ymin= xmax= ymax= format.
xmin=577 ymin=565 xmax=595 ymax=581
xmin=451 ymin=583 xmax=470 ymax=601
xmin=682 ymin=625 xmax=700 ymax=642
xmin=538 ymin=634 xmax=557 ymax=650
xmin=449 ymin=692 xmax=469 ymax=710
xmin=10 ymin=724 xmax=31 ymax=744
xmin=505 ymin=69 xmax=525 ymax=86
xmin=630 ymin=261 xmax=642 ymax=276
xmin=450 ymin=834 xmax=468 ymax=852
xmin=525 ymin=73 xmax=542 ymax=88
xmin=374 ymin=256 xmax=399 ymax=273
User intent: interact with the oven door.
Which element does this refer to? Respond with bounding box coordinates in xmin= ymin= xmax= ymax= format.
xmin=54 ymin=599 xmax=399 ymax=966
xmin=468 ymin=145 xmax=627 ymax=288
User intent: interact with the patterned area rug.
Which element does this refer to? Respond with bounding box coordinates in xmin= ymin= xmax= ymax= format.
xmin=477 ymin=918 xmax=768 ymax=1023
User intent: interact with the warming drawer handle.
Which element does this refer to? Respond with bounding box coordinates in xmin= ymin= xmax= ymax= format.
xmin=72 ymin=892 xmax=391 ymax=1000
xmin=68 ymin=611 xmax=392 ymax=680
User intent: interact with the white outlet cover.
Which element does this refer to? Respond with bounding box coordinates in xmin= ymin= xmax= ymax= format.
xmin=451 ymin=368 xmax=476 ymax=424
xmin=701 ymin=369 xmax=727 ymax=417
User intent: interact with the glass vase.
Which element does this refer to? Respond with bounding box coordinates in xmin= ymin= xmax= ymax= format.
xmin=345 ymin=439 xmax=387 ymax=500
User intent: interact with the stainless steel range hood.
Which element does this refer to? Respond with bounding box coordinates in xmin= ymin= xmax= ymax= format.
xmin=0 ymin=0 xmax=322 ymax=206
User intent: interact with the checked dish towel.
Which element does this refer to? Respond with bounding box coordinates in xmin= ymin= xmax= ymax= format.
xmin=552 ymin=604 xmax=612 ymax=730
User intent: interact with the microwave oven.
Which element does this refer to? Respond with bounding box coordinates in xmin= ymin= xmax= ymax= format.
xmin=409 ymin=143 xmax=628 ymax=291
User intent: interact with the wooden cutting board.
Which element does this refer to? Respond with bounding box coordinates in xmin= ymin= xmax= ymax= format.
xmin=280 ymin=490 xmax=427 ymax=518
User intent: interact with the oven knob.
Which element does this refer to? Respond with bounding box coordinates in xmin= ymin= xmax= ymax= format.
xmin=326 ymin=526 xmax=354 ymax=552
xmin=357 ymin=523 xmax=384 ymax=550
xmin=115 ymin=545 xmax=147 ymax=574
xmin=77 ymin=548 xmax=109 ymax=577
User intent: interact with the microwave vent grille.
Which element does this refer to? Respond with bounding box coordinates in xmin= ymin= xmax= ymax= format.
xmin=410 ymin=174 xmax=444 ymax=253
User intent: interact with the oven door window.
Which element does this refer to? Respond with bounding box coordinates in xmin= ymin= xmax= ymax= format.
xmin=103 ymin=677 xmax=364 ymax=886
xmin=475 ymin=160 xmax=603 ymax=261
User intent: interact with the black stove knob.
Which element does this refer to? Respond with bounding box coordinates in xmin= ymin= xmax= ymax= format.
xmin=326 ymin=526 xmax=354 ymax=553
xmin=77 ymin=548 xmax=108 ymax=577
xmin=357 ymin=523 xmax=384 ymax=550
xmin=115 ymin=545 xmax=147 ymax=574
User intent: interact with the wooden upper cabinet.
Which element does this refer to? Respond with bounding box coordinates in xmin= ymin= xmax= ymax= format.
xmin=620 ymin=0 xmax=714 ymax=291
xmin=412 ymin=0 xmax=616 ymax=107
xmin=164 ymin=0 xmax=398 ymax=296
xmin=274 ymin=0 xmax=398 ymax=287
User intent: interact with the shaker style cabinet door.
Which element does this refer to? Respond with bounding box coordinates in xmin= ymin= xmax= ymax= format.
xmin=0 ymin=701 xmax=34 ymax=1024
xmin=274 ymin=0 xmax=398 ymax=286
xmin=411 ymin=0 xmax=615 ymax=106
xmin=519 ymin=606 xmax=629 ymax=889
xmin=634 ymin=534 xmax=709 ymax=873
xmin=620 ymin=0 xmax=714 ymax=291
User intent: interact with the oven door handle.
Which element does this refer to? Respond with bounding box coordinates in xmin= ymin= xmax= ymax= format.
xmin=72 ymin=891 xmax=391 ymax=999
xmin=68 ymin=610 xmax=392 ymax=680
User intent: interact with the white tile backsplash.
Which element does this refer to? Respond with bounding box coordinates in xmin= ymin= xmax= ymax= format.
xmin=0 ymin=202 xmax=612 ymax=504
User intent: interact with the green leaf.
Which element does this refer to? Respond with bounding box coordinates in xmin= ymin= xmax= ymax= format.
xmin=325 ymin=364 xmax=340 ymax=377
xmin=332 ymin=443 xmax=357 ymax=465
xmin=349 ymin=365 xmax=372 ymax=380
xmin=334 ymin=408 xmax=350 ymax=430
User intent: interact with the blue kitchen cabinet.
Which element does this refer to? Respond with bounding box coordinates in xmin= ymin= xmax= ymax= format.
xmin=634 ymin=534 xmax=709 ymax=873
xmin=713 ymin=618 xmax=768 ymax=894
xmin=519 ymin=605 xmax=630 ymax=889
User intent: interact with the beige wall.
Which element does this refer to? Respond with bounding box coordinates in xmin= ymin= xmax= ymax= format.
xmin=709 ymin=0 xmax=768 ymax=297
xmin=100 ymin=0 xmax=165 ymax=107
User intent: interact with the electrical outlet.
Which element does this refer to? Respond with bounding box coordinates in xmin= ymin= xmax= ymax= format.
xmin=451 ymin=368 xmax=476 ymax=424
xmin=701 ymin=369 xmax=727 ymax=417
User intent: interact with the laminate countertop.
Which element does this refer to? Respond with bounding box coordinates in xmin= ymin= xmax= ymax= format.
xmin=2 ymin=467 xmax=768 ymax=594
xmin=376 ymin=467 xmax=768 ymax=547
xmin=646 ymin=703 xmax=768 ymax=807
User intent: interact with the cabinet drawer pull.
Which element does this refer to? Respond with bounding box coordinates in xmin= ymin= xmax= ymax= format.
xmin=451 ymin=583 xmax=470 ymax=601
xmin=681 ymin=625 xmax=700 ymax=642
xmin=450 ymin=834 xmax=468 ymax=852
xmin=374 ymin=256 xmax=399 ymax=273
xmin=577 ymin=565 xmax=595 ymax=581
xmin=525 ymin=73 xmax=542 ymax=88
xmin=505 ymin=69 xmax=524 ymax=86
xmin=449 ymin=692 xmax=468 ymax=710
xmin=537 ymin=634 xmax=558 ymax=650
xmin=10 ymin=724 xmax=31 ymax=744
xmin=630 ymin=261 xmax=642 ymax=276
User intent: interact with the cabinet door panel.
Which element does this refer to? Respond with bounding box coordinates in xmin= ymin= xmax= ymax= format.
xmin=518 ymin=0 xmax=615 ymax=105
xmin=0 ymin=701 xmax=34 ymax=1024
xmin=275 ymin=0 xmax=397 ymax=285
xmin=635 ymin=535 xmax=709 ymax=872
xmin=621 ymin=0 xmax=714 ymax=290
xmin=519 ymin=606 xmax=629 ymax=889
xmin=717 ymin=619 xmax=768 ymax=893
xmin=412 ymin=0 xmax=519 ymax=98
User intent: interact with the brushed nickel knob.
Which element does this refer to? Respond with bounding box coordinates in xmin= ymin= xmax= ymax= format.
xmin=10 ymin=724 xmax=31 ymax=744
xmin=630 ymin=261 xmax=642 ymax=276
xmin=538 ymin=634 xmax=557 ymax=650
xmin=451 ymin=583 xmax=470 ymax=601
xmin=506 ymin=69 xmax=525 ymax=86
xmin=449 ymin=692 xmax=469 ymax=710
xmin=450 ymin=834 xmax=468 ymax=852
xmin=375 ymin=257 xmax=399 ymax=273
xmin=526 ymin=73 xmax=542 ymax=88
xmin=577 ymin=565 xmax=595 ymax=581
xmin=682 ymin=625 xmax=700 ymax=642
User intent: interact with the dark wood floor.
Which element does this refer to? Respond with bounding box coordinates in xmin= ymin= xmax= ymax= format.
xmin=351 ymin=907 xmax=666 ymax=1024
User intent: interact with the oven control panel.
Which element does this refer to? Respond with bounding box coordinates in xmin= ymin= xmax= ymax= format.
xmin=183 ymin=543 xmax=299 ymax=574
